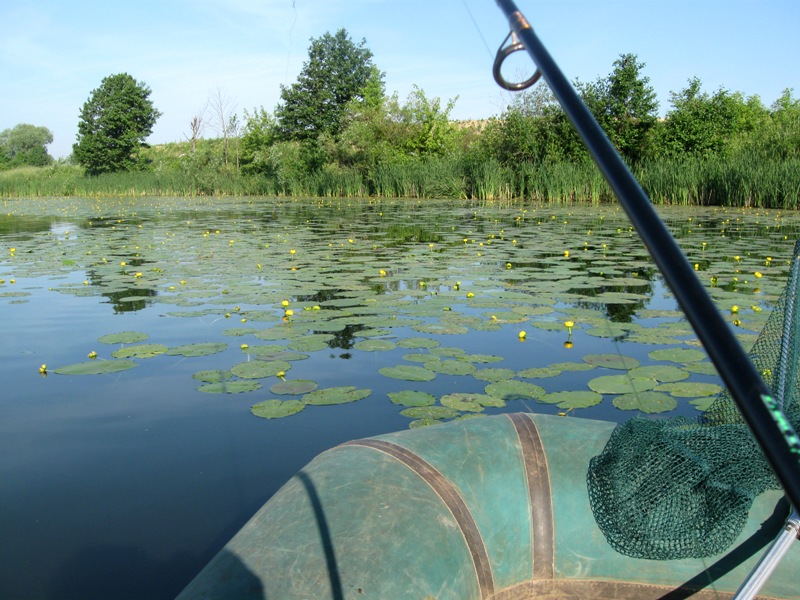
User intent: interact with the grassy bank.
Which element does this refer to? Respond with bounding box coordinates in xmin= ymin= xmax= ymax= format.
xmin=1 ymin=149 xmax=798 ymax=208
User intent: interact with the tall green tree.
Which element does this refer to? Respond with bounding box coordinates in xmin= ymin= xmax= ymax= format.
xmin=656 ymin=78 xmax=768 ymax=157
xmin=240 ymin=107 xmax=277 ymax=175
xmin=73 ymin=73 xmax=161 ymax=175
xmin=582 ymin=53 xmax=658 ymax=163
xmin=274 ymin=29 xmax=377 ymax=143
xmin=473 ymin=85 xmax=586 ymax=166
xmin=0 ymin=124 xmax=54 ymax=168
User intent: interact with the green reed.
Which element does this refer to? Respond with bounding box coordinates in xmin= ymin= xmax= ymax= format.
xmin=2 ymin=153 xmax=798 ymax=208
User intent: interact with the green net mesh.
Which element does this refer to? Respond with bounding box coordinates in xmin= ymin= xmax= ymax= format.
xmin=587 ymin=241 xmax=800 ymax=560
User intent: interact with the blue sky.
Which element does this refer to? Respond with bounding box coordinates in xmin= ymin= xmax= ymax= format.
xmin=2 ymin=0 xmax=798 ymax=159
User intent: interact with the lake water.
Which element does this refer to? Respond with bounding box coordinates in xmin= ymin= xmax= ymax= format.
xmin=2 ymin=196 xmax=799 ymax=599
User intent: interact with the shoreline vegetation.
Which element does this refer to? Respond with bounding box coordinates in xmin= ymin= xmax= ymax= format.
xmin=3 ymin=29 xmax=799 ymax=208
xmin=1 ymin=145 xmax=798 ymax=209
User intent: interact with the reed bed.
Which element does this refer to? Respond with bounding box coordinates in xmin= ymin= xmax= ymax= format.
xmin=2 ymin=155 xmax=798 ymax=208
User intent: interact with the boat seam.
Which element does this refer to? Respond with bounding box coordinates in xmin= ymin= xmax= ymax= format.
xmin=343 ymin=437 xmax=495 ymax=599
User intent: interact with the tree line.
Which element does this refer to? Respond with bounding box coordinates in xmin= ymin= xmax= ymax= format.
xmin=3 ymin=28 xmax=799 ymax=206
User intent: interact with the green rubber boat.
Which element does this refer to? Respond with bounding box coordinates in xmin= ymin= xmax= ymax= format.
xmin=177 ymin=412 xmax=799 ymax=599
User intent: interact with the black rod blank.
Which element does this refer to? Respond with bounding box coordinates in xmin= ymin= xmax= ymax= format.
xmin=493 ymin=0 xmax=800 ymax=512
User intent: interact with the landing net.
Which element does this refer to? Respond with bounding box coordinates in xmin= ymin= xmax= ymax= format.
xmin=587 ymin=241 xmax=800 ymax=560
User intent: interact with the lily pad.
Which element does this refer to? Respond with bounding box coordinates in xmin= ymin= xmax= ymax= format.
xmin=53 ymin=360 xmax=138 ymax=375
xmin=111 ymin=344 xmax=168 ymax=359
xmin=303 ymin=386 xmax=372 ymax=406
xmin=587 ymin=375 xmax=657 ymax=394
xmin=379 ymin=365 xmax=436 ymax=381
xmin=424 ymin=360 xmax=476 ymax=376
xmin=440 ymin=393 xmax=489 ymax=412
xmin=388 ymin=390 xmax=436 ymax=407
xmin=397 ymin=337 xmax=440 ymax=349
xmin=690 ymin=397 xmax=718 ymax=411
xmin=682 ymin=362 xmax=719 ymax=376
xmin=288 ymin=336 xmax=334 ymax=352
xmin=473 ymin=368 xmax=516 ymax=382
xmin=354 ymin=339 xmax=397 ymax=352
xmin=655 ymin=382 xmax=723 ymax=398
xmin=484 ymin=380 xmax=545 ymax=401
xmin=269 ymin=380 xmax=318 ymax=395
xmin=612 ymin=391 xmax=677 ymax=413
xmin=583 ymin=353 xmax=640 ymax=370
xmin=648 ymin=347 xmax=708 ymax=363
xmin=222 ymin=328 xmax=258 ymax=337
xmin=539 ymin=390 xmax=603 ymax=409
xmin=192 ymin=369 xmax=232 ymax=383
xmin=231 ymin=360 xmax=291 ymax=379
xmin=412 ymin=323 xmax=469 ymax=335
xmin=517 ymin=367 xmax=561 ymax=379
xmin=198 ymin=380 xmax=262 ymax=394
xmin=550 ymin=361 xmax=595 ymax=372
xmin=461 ymin=353 xmax=504 ymax=364
xmin=627 ymin=365 xmax=689 ymax=383
xmin=166 ymin=342 xmax=228 ymax=357
xmin=429 ymin=347 xmax=467 ymax=358
xmin=251 ymin=399 xmax=306 ymax=419
xmin=399 ymin=406 xmax=461 ymax=420
xmin=98 ymin=331 xmax=149 ymax=344
xmin=408 ymin=418 xmax=441 ymax=428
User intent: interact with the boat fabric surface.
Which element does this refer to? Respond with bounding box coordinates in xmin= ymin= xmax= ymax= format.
xmin=588 ymin=240 xmax=800 ymax=561
xmin=177 ymin=412 xmax=798 ymax=599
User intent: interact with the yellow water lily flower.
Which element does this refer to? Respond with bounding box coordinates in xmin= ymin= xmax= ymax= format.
xmin=284 ymin=309 xmax=294 ymax=317
xmin=39 ymin=364 xmax=47 ymax=374
xmin=518 ymin=331 xmax=526 ymax=340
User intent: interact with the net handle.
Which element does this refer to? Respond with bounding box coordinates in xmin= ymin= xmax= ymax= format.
xmin=492 ymin=0 xmax=800 ymax=511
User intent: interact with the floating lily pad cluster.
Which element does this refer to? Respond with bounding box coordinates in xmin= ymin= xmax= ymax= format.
xmin=4 ymin=197 xmax=799 ymax=428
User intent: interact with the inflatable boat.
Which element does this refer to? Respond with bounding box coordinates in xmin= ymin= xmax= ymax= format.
xmin=177 ymin=412 xmax=798 ymax=599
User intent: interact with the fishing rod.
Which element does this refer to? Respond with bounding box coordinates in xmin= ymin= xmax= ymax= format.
xmin=491 ymin=0 xmax=800 ymax=513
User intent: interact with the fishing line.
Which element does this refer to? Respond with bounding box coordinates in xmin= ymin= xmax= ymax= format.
xmin=461 ymin=0 xmax=494 ymax=59
xmin=285 ymin=0 xmax=298 ymax=85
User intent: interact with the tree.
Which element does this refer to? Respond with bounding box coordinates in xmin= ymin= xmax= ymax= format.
xmin=274 ymin=28 xmax=377 ymax=142
xmin=240 ymin=107 xmax=277 ymax=175
xmin=73 ymin=73 xmax=161 ymax=175
xmin=472 ymin=85 xmax=586 ymax=166
xmin=184 ymin=111 xmax=205 ymax=153
xmin=582 ymin=53 xmax=658 ymax=163
xmin=208 ymin=87 xmax=238 ymax=166
xmin=0 ymin=124 xmax=54 ymax=168
xmin=657 ymin=77 xmax=768 ymax=157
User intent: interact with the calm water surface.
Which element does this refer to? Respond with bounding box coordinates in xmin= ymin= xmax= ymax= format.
xmin=1 ymin=196 xmax=799 ymax=599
